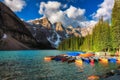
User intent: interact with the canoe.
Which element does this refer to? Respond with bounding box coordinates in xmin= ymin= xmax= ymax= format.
xmin=83 ymin=58 xmax=90 ymax=64
xmin=117 ymin=58 xmax=120 ymax=64
xmin=44 ymin=56 xmax=52 ymax=60
xmin=99 ymin=58 xmax=108 ymax=63
xmin=109 ymin=58 xmax=116 ymax=63
xmin=68 ymin=58 xmax=75 ymax=63
xmin=61 ymin=57 xmax=69 ymax=62
xmin=54 ymin=56 xmax=62 ymax=61
xmin=90 ymin=59 xmax=94 ymax=63
xmin=75 ymin=59 xmax=83 ymax=66
xmin=75 ymin=59 xmax=83 ymax=64
xmin=67 ymin=52 xmax=80 ymax=56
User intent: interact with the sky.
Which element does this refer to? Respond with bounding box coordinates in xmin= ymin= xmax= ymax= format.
xmin=0 ymin=0 xmax=114 ymax=27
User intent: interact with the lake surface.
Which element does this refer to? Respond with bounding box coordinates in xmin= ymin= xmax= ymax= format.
xmin=0 ymin=50 xmax=120 ymax=80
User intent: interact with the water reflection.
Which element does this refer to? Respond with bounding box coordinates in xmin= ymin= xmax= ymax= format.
xmin=44 ymin=59 xmax=51 ymax=62
xmin=90 ymin=62 xmax=95 ymax=67
xmin=75 ymin=62 xmax=84 ymax=73
xmin=99 ymin=61 xmax=109 ymax=67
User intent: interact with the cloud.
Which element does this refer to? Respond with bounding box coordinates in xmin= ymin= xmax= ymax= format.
xmin=92 ymin=0 xmax=114 ymax=21
xmin=39 ymin=1 xmax=87 ymax=27
xmin=39 ymin=1 xmax=61 ymax=15
xmin=3 ymin=0 xmax=26 ymax=12
xmin=65 ymin=5 xmax=86 ymax=20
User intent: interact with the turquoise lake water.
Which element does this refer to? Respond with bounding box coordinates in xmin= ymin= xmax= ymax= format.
xmin=0 ymin=50 xmax=120 ymax=80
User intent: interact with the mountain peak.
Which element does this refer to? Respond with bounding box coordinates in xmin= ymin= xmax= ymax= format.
xmin=28 ymin=17 xmax=52 ymax=29
xmin=0 ymin=2 xmax=54 ymax=50
xmin=55 ymin=22 xmax=65 ymax=31
xmin=40 ymin=17 xmax=52 ymax=29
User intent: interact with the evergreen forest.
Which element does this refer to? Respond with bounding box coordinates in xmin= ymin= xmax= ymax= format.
xmin=58 ymin=0 xmax=120 ymax=53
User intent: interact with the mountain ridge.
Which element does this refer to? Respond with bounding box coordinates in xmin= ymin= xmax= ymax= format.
xmin=0 ymin=2 xmax=96 ymax=50
xmin=0 ymin=2 xmax=54 ymax=50
xmin=27 ymin=17 xmax=95 ymax=47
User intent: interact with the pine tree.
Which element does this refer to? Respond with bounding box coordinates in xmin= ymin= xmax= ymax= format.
xmin=111 ymin=0 xmax=120 ymax=52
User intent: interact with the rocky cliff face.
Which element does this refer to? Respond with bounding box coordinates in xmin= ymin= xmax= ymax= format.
xmin=55 ymin=22 xmax=64 ymax=31
xmin=66 ymin=26 xmax=82 ymax=37
xmin=54 ymin=22 xmax=66 ymax=39
xmin=27 ymin=16 xmax=95 ymax=48
xmin=27 ymin=18 xmax=68 ymax=48
xmin=24 ymin=22 xmax=54 ymax=47
xmin=27 ymin=17 xmax=91 ymax=48
xmin=29 ymin=17 xmax=52 ymax=29
xmin=0 ymin=2 xmax=53 ymax=50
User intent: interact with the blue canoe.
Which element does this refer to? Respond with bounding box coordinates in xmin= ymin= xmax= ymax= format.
xmin=67 ymin=52 xmax=85 ymax=56
xmin=83 ymin=58 xmax=90 ymax=64
xmin=108 ymin=58 xmax=116 ymax=63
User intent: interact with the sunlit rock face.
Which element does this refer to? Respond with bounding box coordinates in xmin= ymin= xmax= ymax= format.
xmin=27 ymin=21 xmax=67 ymax=48
xmin=27 ymin=18 xmax=68 ymax=48
xmin=54 ymin=22 xmax=66 ymax=39
xmin=80 ymin=25 xmax=95 ymax=36
xmin=40 ymin=18 xmax=52 ymax=29
xmin=66 ymin=26 xmax=81 ymax=37
xmin=27 ymin=17 xmax=95 ymax=48
xmin=29 ymin=17 xmax=52 ymax=29
xmin=55 ymin=22 xmax=64 ymax=32
xmin=27 ymin=16 xmax=96 ymax=48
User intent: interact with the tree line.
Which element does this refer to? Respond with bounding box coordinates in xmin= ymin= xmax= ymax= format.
xmin=58 ymin=0 xmax=120 ymax=53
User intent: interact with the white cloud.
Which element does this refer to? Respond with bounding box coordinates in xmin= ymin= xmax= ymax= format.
xmin=39 ymin=1 xmax=61 ymax=15
xmin=92 ymin=0 xmax=114 ymax=21
xmin=65 ymin=5 xmax=86 ymax=20
xmin=3 ymin=0 xmax=26 ymax=12
xmin=39 ymin=1 xmax=87 ymax=27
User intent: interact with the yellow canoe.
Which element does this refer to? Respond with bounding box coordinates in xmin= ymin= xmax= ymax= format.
xmin=44 ymin=56 xmax=52 ymax=60
xmin=75 ymin=59 xmax=83 ymax=64
xmin=100 ymin=58 xmax=108 ymax=63
xmin=117 ymin=58 xmax=120 ymax=64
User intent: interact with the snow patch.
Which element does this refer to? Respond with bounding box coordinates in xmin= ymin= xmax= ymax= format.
xmin=47 ymin=30 xmax=62 ymax=48
xmin=54 ymin=31 xmax=61 ymax=47
xmin=3 ymin=34 xmax=7 ymax=39
xmin=47 ymin=37 xmax=55 ymax=47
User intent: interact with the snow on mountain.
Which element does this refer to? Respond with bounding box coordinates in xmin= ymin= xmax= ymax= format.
xmin=3 ymin=34 xmax=7 ymax=39
xmin=47 ymin=29 xmax=62 ymax=48
xmin=27 ymin=17 xmax=96 ymax=48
